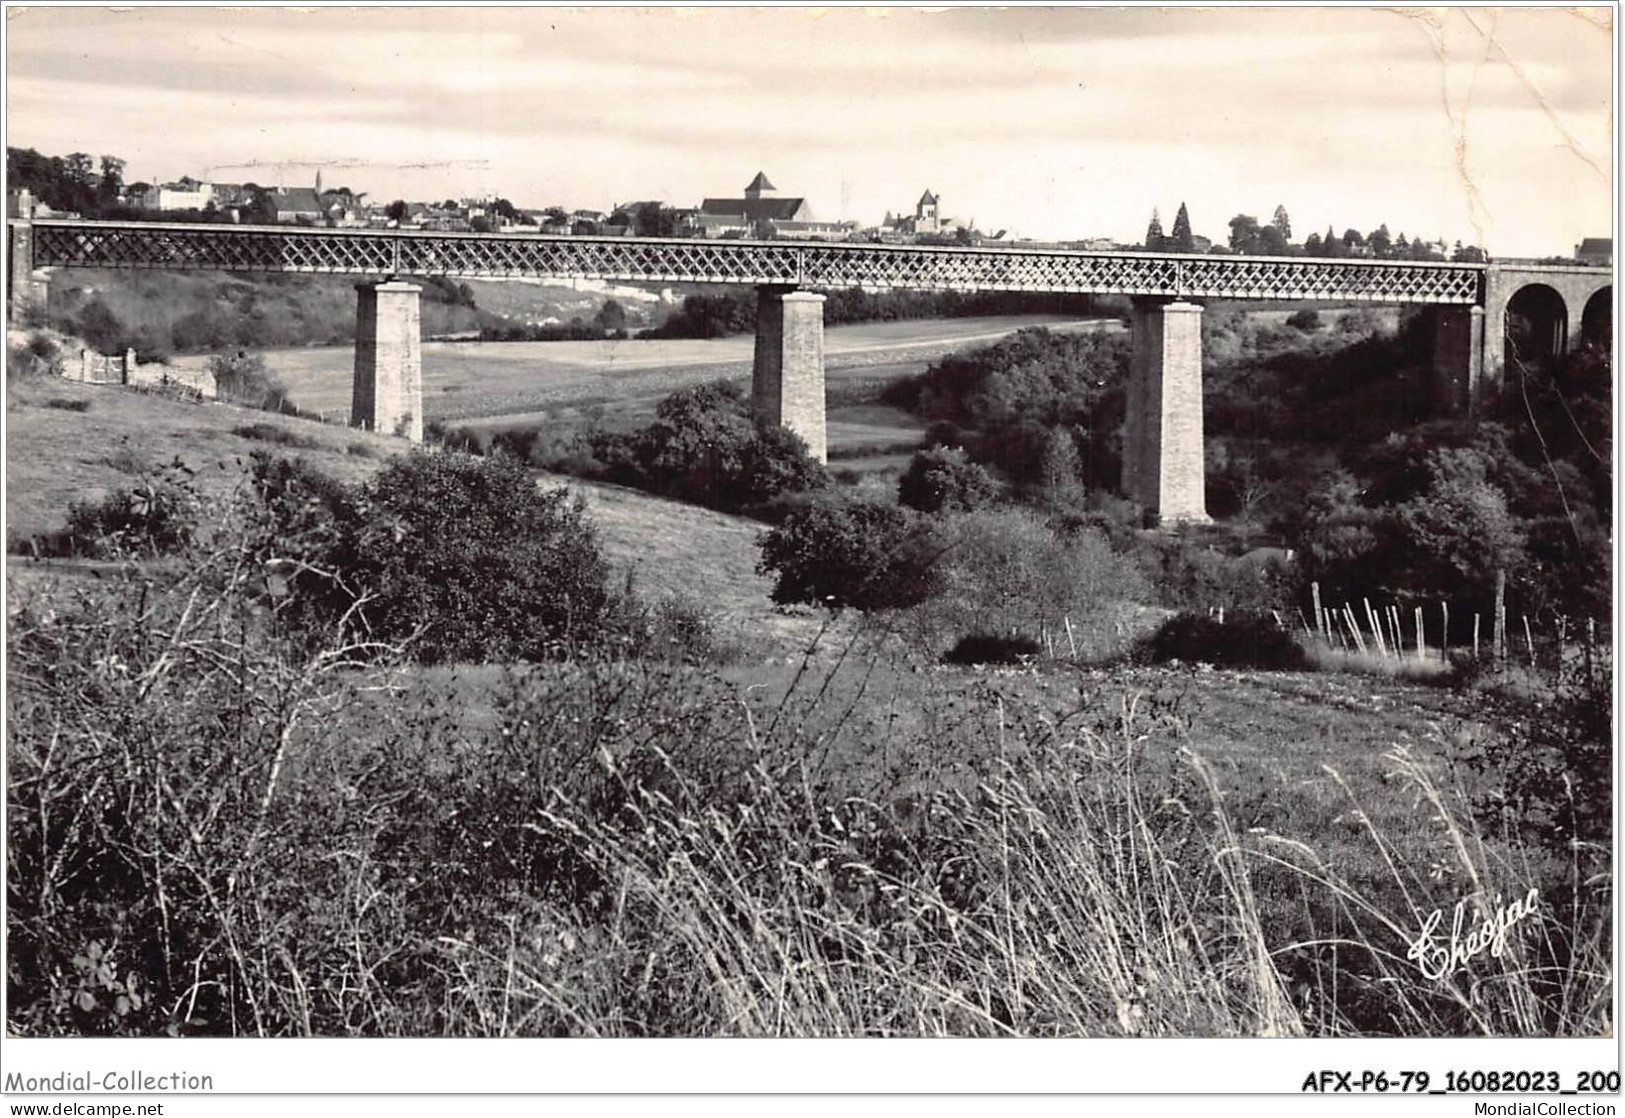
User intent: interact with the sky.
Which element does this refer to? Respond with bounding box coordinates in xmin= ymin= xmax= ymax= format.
xmin=3 ymin=5 xmax=1614 ymax=256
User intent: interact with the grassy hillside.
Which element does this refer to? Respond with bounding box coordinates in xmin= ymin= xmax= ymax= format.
xmin=6 ymin=358 xmax=1608 ymax=1040
xmin=5 ymin=371 xmax=841 ymax=659
xmin=43 ymin=269 xmax=485 ymax=359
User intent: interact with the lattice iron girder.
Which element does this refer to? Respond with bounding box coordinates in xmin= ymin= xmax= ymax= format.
xmin=25 ymin=220 xmax=1485 ymax=304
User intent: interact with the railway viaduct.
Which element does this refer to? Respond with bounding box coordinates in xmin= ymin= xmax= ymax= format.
xmin=8 ymin=214 xmax=1611 ymax=524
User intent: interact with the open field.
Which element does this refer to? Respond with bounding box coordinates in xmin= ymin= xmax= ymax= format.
xmin=166 ymin=314 xmax=1114 ymax=425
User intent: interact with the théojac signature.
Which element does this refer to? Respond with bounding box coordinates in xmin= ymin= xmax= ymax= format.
xmin=1405 ymin=888 xmax=1540 ymax=981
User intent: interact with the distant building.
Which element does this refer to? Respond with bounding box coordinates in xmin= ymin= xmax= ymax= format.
xmin=914 ymin=190 xmax=940 ymax=234
xmin=268 ymin=188 xmax=322 ymax=223
xmin=145 ymin=179 xmax=214 ymax=211
xmin=1575 ymin=237 xmax=1612 ymax=266
xmin=699 ymin=172 xmax=817 ymax=238
xmin=883 ymin=188 xmax=968 ymax=241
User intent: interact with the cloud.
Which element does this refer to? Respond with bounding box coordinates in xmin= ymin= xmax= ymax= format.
xmin=4 ymin=5 xmax=1610 ymax=255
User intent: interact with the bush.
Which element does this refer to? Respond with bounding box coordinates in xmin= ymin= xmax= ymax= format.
xmin=1285 ymin=308 xmax=1322 ymax=331
xmin=43 ymin=397 xmax=92 ymax=412
xmin=345 ymin=451 xmax=619 ymax=663
xmin=897 ymin=446 xmax=999 ymax=513
xmin=571 ymin=381 xmax=827 ymax=517
xmin=757 ymin=497 xmax=942 ymax=611
xmin=943 ymin=633 xmax=1041 ymax=666
xmin=209 ymin=350 xmax=295 ymax=412
xmin=53 ymin=460 xmax=201 ymax=559
xmin=1464 ymin=650 xmax=1611 ymax=852
xmin=1143 ymin=611 xmax=1308 ymax=670
xmin=920 ymin=508 xmax=1148 ymax=644
xmin=233 ymin=422 xmax=320 ymax=449
xmin=9 ymin=333 xmax=64 ymax=381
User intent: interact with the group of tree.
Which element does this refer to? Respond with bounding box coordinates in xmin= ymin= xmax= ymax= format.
xmin=645 ymin=287 xmax=1105 ymax=340
xmin=881 ymin=326 xmax=1132 ymax=499
xmin=1143 ymin=203 xmax=1200 ymax=253
xmin=9 ymin=147 xmax=128 ymax=217
xmin=444 ymin=380 xmax=832 ymax=521
xmin=477 ymin=299 xmax=629 ymax=343
xmin=1139 ymin=196 xmax=1487 ymax=261
xmin=871 ymin=312 xmax=1609 ymax=631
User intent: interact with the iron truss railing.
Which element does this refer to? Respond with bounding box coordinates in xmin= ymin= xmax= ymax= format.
xmin=21 ymin=219 xmax=1488 ymax=304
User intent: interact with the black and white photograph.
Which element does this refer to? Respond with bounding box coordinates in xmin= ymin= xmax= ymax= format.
xmin=1 ymin=1 xmax=1616 ymax=1104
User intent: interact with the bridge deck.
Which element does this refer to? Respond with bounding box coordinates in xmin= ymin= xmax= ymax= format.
xmin=15 ymin=218 xmax=1498 ymax=303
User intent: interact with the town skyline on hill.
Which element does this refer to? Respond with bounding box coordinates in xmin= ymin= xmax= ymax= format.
xmin=4 ymin=6 xmax=1613 ymax=257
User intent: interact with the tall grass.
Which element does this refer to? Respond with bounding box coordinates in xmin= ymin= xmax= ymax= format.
xmin=5 ymin=491 xmax=1610 ymax=1037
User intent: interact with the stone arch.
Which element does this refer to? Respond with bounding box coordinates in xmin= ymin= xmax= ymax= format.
xmin=1580 ymin=285 xmax=1612 ymax=350
xmin=1502 ymin=282 xmax=1569 ymax=370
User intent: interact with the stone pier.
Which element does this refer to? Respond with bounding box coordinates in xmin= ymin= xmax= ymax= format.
xmin=351 ymin=280 xmax=423 ymax=442
xmin=1430 ymin=304 xmax=1486 ymax=416
xmin=8 ymin=190 xmax=40 ymax=325
xmin=752 ymin=287 xmax=827 ymax=462
xmin=1122 ymin=299 xmax=1209 ymax=524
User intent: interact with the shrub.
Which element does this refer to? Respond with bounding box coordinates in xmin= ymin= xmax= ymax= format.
xmin=56 ymin=459 xmax=201 ymax=559
xmin=1129 ymin=528 xmax=1297 ymax=613
xmin=209 ymin=350 xmax=295 ymax=412
xmin=9 ymin=333 xmax=64 ymax=381
xmin=757 ymin=497 xmax=943 ymax=611
xmin=920 ymin=508 xmax=1148 ymax=644
xmin=1464 ymin=650 xmax=1611 ymax=852
xmin=735 ymin=422 xmax=830 ymax=513
xmin=1285 ymin=308 xmax=1322 ymax=331
xmin=570 ymin=381 xmax=826 ymax=516
xmin=897 ymin=445 xmax=999 ymax=513
xmin=43 ymin=397 xmax=92 ymax=412
xmin=943 ymin=633 xmax=1041 ymax=666
xmin=1143 ymin=611 xmax=1308 ymax=670
xmin=233 ymin=422 xmax=320 ymax=449
xmin=344 ymin=451 xmax=618 ymax=663
xmin=1334 ymin=307 xmax=1383 ymax=336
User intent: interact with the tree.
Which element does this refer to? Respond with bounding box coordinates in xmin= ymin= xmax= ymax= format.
xmin=1144 ymin=208 xmax=1165 ymax=251
xmin=757 ymin=499 xmax=942 ymax=611
xmin=96 ymin=155 xmax=125 ymax=209
xmin=1321 ymin=225 xmax=1345 ymax=258
xmin=1227 ymin=214 xmax=1262 ymax=255
xmin=1303 ymin=231 xmax=1323 ymax=255
xmin=1169 ymin=202 xmax=1195 ymax=253
xmin=1270 ymin=204 xmax=1292 ymax=242
xmin=1035 ymin=428 xmax=1086 ymax=509
xmin=385 ymin=199 xmax=408 ymax=223
xmin=64 ymin=152 xmax=95 ymax=187
xmin=242 ymin=186 xmax=279 ymax=226
xmin=1341 ymin=228 xmax=1365 ymax=254
xmin=594 ymin=298 xmax=628 ymax=335
xmin=1367 ymin=223 xmax=1392 ymax=258
xmin=898 ymin=446 xmax=999 ymax=513
xmin=1395 ymin=447 xmax=1526 ymax=603
xmin=1258 ymin=225 xmax=1290 ymax=256
xmin=1394 ymin=233 xmax=1410 ymax=256
xmin=243 ymin=451 xmax=621 ymax=664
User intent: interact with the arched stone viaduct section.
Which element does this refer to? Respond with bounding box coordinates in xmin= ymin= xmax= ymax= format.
xmin=9 ymin=218 xmax=1609 ymax=524
xmin=1482 ymin=264 xmax=1614 ymax=383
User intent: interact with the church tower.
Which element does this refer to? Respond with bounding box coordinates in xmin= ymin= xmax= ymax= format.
xmin=916 ymin=190 xmax=939 ymax=234
xmin=744 ymin=171 xmax=777 ymax=201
